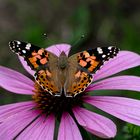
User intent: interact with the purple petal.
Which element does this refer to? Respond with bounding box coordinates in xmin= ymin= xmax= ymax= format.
xmin=17 ymin=114 xmax=55 ymax=140
xmin=86 ymin=76 xmax=140 ymax=92
xmin=84 ymin=96 xmax=140 ymax=126
xmin=0 ymin=101 xmax=35 ymax=122
xmin=19 ymin=44 xmax=71 ymax=75
xmin=94 ymin=51 xmax=140 ymax=81
xmin=0 ymin=109 xmax=40 ymax=140
xmin=19 ymin=57 xmax=35 ymax=76
xmin=73 ymin=107 xmax=116 ymax=138
xmin=37 ymin=114 xmax=55 ymax=140
xmin=0 ymin=66 xmax=34 ymax=95
xmin=46 ymin=43 xmax=71 ymax=57
xmin=58 ymin=112 xmax=82 ymax=140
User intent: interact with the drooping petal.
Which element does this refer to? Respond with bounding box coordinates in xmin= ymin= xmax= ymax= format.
xmin=73 ymin=107 xmax=116 ymax=138
xmin=86 ymin=76 xmax=140 ymax=92
xmin=17 ymin=114 xmax=55 ymax=140
xmin=0 ymin=66 xmax=34 ymax=95
xmin=0 ymin=101 xmax=35 ymax=122
xmin=0 ymin=109 xmax=40 ymax=140
xmin=19 ymin=44 xmax=71 ymax=75
xmin=94 ymin=51 xmax=140 ymax=81
xmin=19 ymin=57 xmax=35 ymax=76
xmin=46 ymin=44 xmax=71 ymax=57
xmin=58 ymin=112 xmax=82 ymax=140
xmin=84 ymin=96 xmax=140 ymax=126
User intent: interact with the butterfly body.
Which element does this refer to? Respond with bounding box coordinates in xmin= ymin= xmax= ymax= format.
xmin=57 ymin=51 xmax=71 ymax=72
xmin=9 ymin=41 xmax=119 ymax=97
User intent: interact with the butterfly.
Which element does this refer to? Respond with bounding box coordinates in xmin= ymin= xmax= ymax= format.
xmin=9 ymin=40 xmax=120 ymax=97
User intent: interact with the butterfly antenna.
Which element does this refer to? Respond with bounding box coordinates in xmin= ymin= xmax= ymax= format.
xmin=43 ymin=33 xmax=64 ymax=55
xmin=64 ymin=35 xmax=85 ymax=55
xmin=43 ymin=33 xmax=48 ymax=39
xmin=64 ymin=35 xmax=85 ymax=54
xmin=72 ymin=34 xmax=85 ymax=47
xmin=67 ymin=34 xmax=85 ymax=55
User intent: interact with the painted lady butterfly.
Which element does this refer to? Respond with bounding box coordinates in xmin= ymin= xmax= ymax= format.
xmin=9 ymin=41 xmax=119 ymax=97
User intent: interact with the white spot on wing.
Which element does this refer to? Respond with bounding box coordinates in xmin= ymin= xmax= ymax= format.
xmin=25 ymin=43 xmax=31 ymax=50
xmin=22 ymin=50 xmax=26 ymax=53
xmin=97 ymin=47 xmax=103 ymax=54
xmin=102 ymin=54 xmax=106 ymax=58
xmin=108 ymin=46 xmax=113 ymax=50
xmin=17 ymin=41 xmax=21 ymax=45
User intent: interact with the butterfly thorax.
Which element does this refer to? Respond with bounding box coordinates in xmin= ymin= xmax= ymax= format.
xmin=58 ymin=51 xmax=68 ymax=69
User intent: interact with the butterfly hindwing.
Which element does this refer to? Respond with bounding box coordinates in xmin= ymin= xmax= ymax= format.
xmin=34 ymin=69 xmax=61 ymax=96
xmin=9 ymin=40 xmax=49 ymax=70
xmin=65 ymin=69 xmax=93 ymax=97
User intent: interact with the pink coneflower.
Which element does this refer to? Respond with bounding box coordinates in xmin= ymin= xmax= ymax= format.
xmin=0 ymin=44 xmax=140 ymax=140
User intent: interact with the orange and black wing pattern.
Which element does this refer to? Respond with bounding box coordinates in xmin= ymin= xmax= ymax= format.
xmin=9 ymin=40 xmax=50 ymax=70
xmin=65 ymin=46 xmax=120 ymax=97
xmin=77 ymin=46 xmax=119 ymax=73
xmin=65 ymin=69 xmax=93 ymax=97
xmin=34 ymin=69 xmax=60 ymax=96
xmin=9 ymin=40 xmax=61 ymax=96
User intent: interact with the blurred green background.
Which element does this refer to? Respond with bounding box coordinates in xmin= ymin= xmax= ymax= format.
xmin=0 ymin=0 xmax=140 ymax=139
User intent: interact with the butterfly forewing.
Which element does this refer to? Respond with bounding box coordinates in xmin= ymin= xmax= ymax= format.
xmin=9 ymin=40 xmax=49 ymax=70
xmin=65 ymin=68 xmax=93 ymax=97
xmin=77 ymin=46 xmax=120 ymax=73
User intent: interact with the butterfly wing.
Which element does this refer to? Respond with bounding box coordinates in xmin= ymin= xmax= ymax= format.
xmin=77 ymin=46 xmax=120 ymax=73
xmin=9 ymin=40 xmax=51 ymax=70
xmin=34 ymin=54 xmax=63 ymax=96
xmin=64 ymin=66 xmax=93 ymax=97
xmin=65 ymin=46 xmax=120 ymax=97
xmin=9 ymin=40 xmax=61 ymax=96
